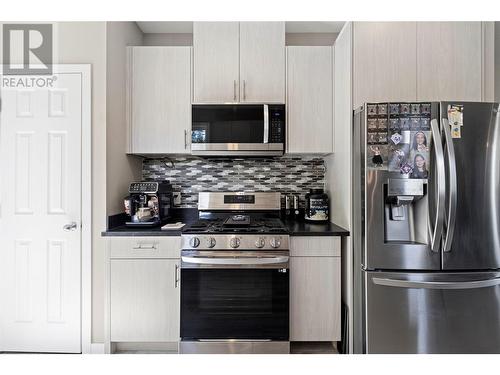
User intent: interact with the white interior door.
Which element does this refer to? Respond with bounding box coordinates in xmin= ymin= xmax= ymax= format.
xmin=0 ymin=72 xmax=82 ymax=353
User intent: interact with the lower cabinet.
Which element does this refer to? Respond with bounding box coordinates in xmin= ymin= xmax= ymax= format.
xmin=290 ymin=236 xmax=341 ymax=342
xmin=110 ymin=259 xmax=180 ymax=342
xmin=105 ymin=237 xmax=181 ymax=353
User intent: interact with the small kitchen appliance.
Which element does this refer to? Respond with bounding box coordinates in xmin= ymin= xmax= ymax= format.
xmin=124 ymin=181 xmax=173 ymax=227
xmin=180 ymin=192 xmax=290 ymax=354
xmin=191 ymin=104 xmax=286 ymax=156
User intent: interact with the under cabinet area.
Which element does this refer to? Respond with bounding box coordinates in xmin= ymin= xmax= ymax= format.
xmin=193 ymin=21 xmax=285 ymax=103
xmin=105 ymin=237 xmax=181 ymax=354
xmin=126 ymin=46 xmax=191 ymax=155
xmin=290 ymin=236 xmax=341 ymax=342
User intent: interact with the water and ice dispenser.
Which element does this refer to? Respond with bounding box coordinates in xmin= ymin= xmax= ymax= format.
xmin=384 ymin=178 xmax=428 ymax=244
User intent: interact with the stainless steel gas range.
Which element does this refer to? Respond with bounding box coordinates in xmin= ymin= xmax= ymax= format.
xmin=179 ymin=192 xmax=290 ymax=354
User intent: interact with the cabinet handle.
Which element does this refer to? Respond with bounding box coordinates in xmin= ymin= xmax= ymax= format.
xmin=243 ymin=80 xmax=246 ymax=101
xmin=233 ymin=80 xmax=237 ymax=101
xmin=132 ymin=244 xmax=157 ymax=250
xmin=175 ymin=264 xmax=180 ymax=288
xmin=184 ymin=129 xmax=188 ymax=149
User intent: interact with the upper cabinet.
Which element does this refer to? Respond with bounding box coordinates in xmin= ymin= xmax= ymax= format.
xmin=192 ymin=22 xmax=240 ymax=103
xmin=416 ymin=22 xmax=482 ymax=101
xmin=287 ymin=46 xmax=333 ymax=154
xmin=193 ymin=22 xmax=285 ymax=103
xmin=127 ymin=46 xmax=191 ymax=154
xmin=351 ymin=22 xmax=492 ymax=108
xmin=353 ymin=22 xmax=417 ymax=109
xmin=239 ymin=22 xmax=286 ymax=103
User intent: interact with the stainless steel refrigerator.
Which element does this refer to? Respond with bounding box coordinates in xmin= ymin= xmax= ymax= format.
xmin=352 ymin=101 xmax=500 ymax=354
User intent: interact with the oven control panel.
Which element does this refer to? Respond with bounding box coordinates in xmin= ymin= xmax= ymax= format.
xmin=181 ymin=234 xmax=289 ymax=251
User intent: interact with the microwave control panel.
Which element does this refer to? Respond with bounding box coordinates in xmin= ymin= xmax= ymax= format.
xmin=269 ymin=105 xmax=286 ymax=143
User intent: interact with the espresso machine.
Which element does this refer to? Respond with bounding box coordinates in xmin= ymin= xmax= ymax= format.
xmin=124 ymin=181 xmax=173 ymax=227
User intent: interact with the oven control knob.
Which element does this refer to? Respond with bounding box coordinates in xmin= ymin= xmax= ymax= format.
xmin=270 ymin=237 xmax=281 ymax=249
xmin=205 ymin=237 xmax=216 ymax=248
xmin=229 ymin=237 xmax=241 ymax=248
xmin=189 ymin=237 xmax=200 ymax=248
xmin=255 ymin=237 xmax=266 ymax=248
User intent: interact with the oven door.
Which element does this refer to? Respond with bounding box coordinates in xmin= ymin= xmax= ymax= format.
xmin=191 ymin=104 xmax=284 ymax=156
xmin=180 ymin=251 xmax=289 ymax=341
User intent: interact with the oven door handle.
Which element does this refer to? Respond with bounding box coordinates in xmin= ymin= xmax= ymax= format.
xmin=181 ymin=255 xmax=289 ymax=266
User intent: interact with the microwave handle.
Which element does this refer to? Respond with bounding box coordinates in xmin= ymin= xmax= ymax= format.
xmin=263 ymin=104 xmax=269 ymax=144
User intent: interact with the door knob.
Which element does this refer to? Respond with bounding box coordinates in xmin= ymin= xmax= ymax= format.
xmin=63 ymin=222 xmax=78 ymax=231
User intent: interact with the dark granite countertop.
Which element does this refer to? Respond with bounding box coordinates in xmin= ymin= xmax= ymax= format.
xmin=102 ymin=210 xmax=349 ymax=237
xmin=283 ymin=219 xmax=349 ymax=237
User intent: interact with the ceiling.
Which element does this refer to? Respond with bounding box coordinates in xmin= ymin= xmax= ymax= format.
xmin=136 ymin=21 xmax=345 ymax=34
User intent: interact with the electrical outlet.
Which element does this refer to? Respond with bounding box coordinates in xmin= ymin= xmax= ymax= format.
xmin=173 ymin=191 xmax=182 ymax=206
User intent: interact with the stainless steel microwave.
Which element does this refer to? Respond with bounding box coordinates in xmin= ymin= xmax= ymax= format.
xmin=191 ymin=104 xmax=285 ymax=156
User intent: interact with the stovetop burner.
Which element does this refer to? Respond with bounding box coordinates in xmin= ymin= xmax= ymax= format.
xmin=182 ymin=216 xmax=288 ymax=234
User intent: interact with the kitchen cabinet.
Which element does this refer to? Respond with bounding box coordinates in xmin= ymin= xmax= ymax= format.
xmin=105 ymin=237 xmax=181 ymax=353
xmin=193 ymin=21 xmax=285 ymax=103
xmin=127 ymin=46 xmax=191 ymax=154
xmin=290 ymin=237 xmax=341 ymax=342
xmin=193 ymin=22 xmax=240 ymax=103
xmin=286 ymin=46 xmax=333 ymax=154
xmin=239 ymin=22 xmax=285 ymax=103
xmin=416 ymin=22 xmax=482 ymax=101
xmin=353 ymin=22 xmax=417 ymax=109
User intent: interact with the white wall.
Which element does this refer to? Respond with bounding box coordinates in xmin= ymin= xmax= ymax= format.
xmin=55 ymin=22 xmax=108 ymax=344
xmin=106 ymin=22 xmax=143 ymax=217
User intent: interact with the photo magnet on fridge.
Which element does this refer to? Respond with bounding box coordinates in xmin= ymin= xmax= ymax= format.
xmin=367 ymin=145 xmax=388 ymax=170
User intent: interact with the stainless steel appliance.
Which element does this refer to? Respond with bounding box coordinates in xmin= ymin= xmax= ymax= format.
xmin=191 ymin=104 xmax=285 ymax=156
xmin=353 ymin=101 xmax=500 ymax=353
xmin=180 ymin=192 xmax=290 ymax=354
xmin=124 ymin=181 xmax=173 ymax=226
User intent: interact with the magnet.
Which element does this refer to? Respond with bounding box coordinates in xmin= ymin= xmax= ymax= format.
xmin=420 ymin=118 xmax=430 ymax=131
xmin=411 ymin=103 xmax=420 ymax=115
xmin=391 ymin=132 xmax=402 ymax=145
xmin=389 ymin=119 xmax=400 ymax=130
xmin=388 ymin=143 xmax=410 ymax=172
xmin=410 ymin=131 xmax=430 ymax=153
xmin=401 ymin=103 xmax=410 ymax=115
xmin=451 ymin=125 xmax=461 ymax=138
xmin=421 ymin=103 xmax=431 ymax=115
xmin=367 ymin=145 xmax=388 ymax=170
xmin=367 ymin=132 xmax=379 ymax=144
xmin=378 ymin=132 xmax=388 ymax=143
xmin=367 ymin=104 xmax=378 ymax=116
xmin=377 ymin=104 xmax=388 ymax=116
xmin=368 ymin=118 xmax=378 ymax=130
xmin=400 ymin=118 xmax=410 ymax=130
xmin=410 ymin=118 xmax=420 ymax=131
xmin=400 ymin=162 xmax=413 ymax=175
xmin=389 ymin=103 xmax=400 ymax=115
xmin=410 ymin=153 xmax=429 ymax=179
xmin=377 ymin=118 xmax=388 ymax=130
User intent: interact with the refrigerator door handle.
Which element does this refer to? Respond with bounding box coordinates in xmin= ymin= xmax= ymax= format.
xmin=372 ymin=277 xmax=500 ymax=290
xmin=429 ymin=119 xmax=446 ymax=253
xmin=441 ymin=118 xmax=457 ymax=253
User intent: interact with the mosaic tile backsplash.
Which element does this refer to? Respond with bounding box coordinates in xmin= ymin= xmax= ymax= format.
xmin=142 ymin=156 xmax=326 ymax=208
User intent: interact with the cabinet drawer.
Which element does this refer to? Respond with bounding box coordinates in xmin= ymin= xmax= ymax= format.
xmin=108 ymin=237 xmax=181 ymax=259
xmin=290 ymin=236 xmax=341 ymax=257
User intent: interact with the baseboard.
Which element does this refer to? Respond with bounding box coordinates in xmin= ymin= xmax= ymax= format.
xmin=89 ymin=343 xmax=105 ymax=354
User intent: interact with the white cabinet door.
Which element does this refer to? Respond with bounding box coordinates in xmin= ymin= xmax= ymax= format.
xmin=417 ymin=22 xmax=482 ymax=101
xmin=353 ymin=22 xmax=417 ymax=108
xmin=290 ymin=256 xmax=341 ymax=341
xmin=286 ymin=46 xmax=333 ymax=153
xmin=239 ymin=22 xmax=285 ymax=103
xmin=193 ymin=22 xmax=240 ymax=103
xmin=110 ymin=259 xmax=180 ymax=342
xmin=128 ymin=47 xmax=191 ymax=154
